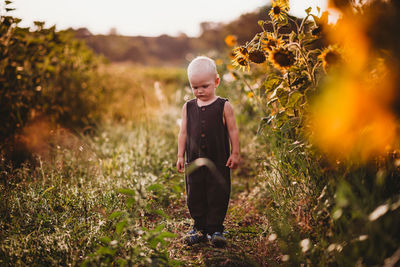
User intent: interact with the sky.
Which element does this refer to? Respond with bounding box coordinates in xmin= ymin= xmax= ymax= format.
xmin=8 ymin=0 xmax=329 ymax=37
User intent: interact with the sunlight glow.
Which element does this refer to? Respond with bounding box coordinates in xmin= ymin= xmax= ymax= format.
xmin=8 ymin=0 xmax=334 ymax=36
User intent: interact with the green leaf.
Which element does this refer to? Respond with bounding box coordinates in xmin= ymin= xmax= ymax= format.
xmin=108 ymin=211 xmax=125 ymax=220
xmin=33 ymin=21 xmax=45 ymax=27
xmin=289 ymin=31 xmax=297 ymax=43
xmin=117 ymin=188 xmax=136 ymax=196
xmin=305 ymin=7 xmax=312 ymax=15
xmin=147 ymin=183 xmax=163 ymax=192
xmin=126 ymin=197 xmax=135 ymax=208
xmin=280 ymin=117 xmax=301 ymax=133
xmin=151 ymin=209 xmax=169 ymax=218
xmin=275 ymin=112 xmax=289 ymax=128
xmin=264 ymin=75 xmax=282 ymax=94
xmin=117 ymin=258 xmax=128 ymax=267
xmin=276 ymin=88 xmax=289 ymax=107
xmin=116 ymin=220 xmax=128 ymax=235
xmin=154 ymin=223 xmax=165 ymax=232
xmin=99 ymin=236 xmax=111 ymax=245
xmin=158 ymin=231 xmax=177 ymax=239
xmin=286 ymin=91 xmax=302 ymax=108
xmin=96 ymin=246 xmax=115 ymax=256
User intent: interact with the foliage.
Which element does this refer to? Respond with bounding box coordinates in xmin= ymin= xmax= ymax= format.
xmin=226 ymin=0 xmax=400 ymax=265
xmin=0 ymin=118 xmax=183 ymax=266
xmin=0 ymin=2 xmax=104 ymax=145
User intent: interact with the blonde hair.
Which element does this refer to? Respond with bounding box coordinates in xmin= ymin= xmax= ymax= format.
xmin=187 ymin=56 xmax=218 ymax=79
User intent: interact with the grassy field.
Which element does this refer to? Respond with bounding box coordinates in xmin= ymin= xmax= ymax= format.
xmin=1 ymin=63 xmax=280 ymax=266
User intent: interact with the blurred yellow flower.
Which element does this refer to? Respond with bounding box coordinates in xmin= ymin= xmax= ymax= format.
xmin=307 ymin=9 xmax=399 ymax=162
xmin=247 ymin=92 xmax=254 ymax=98
xmin=326 ymin=17 xmax=369 ymax=74
xmin=269 ymin=0 xmax=289 ymax=22
xmin=215 ymin=58 xmax=223 ymax=65
xmin=309 ymin=75 xmax=397 ymax=161
xmin=225 ymin=35 xmax=237 ymax=47
xmin=318 ymin=46 xmax=343 ymax=73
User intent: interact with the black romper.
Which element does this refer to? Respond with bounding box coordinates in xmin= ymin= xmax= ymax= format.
xmin=185 ymin=97 xmax=231 ymax=234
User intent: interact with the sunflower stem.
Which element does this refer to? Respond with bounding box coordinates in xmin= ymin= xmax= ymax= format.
xmin=238 ymin=72 xmax=264 ymax=113
xmin=288 ymin=42 xmax=315 ymax=86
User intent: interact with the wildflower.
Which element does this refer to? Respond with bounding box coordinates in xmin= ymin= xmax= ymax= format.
xmin=269 ymin=47 xmax=295 ymax=71
xmin=224 ymin=35 xmax=237 ymax=47
xmin=248 ymin=49 xmax=267 ymax=64
xmin=269 ymin=0 xmax=289 ymax=22
xmin=247 ymin=92 xmax=254 ymax=98
xmin=318 ymin=46 xmax=343 ymax=73
xmin=262 ymin=33 xmax=284 ymax=52
xmin=300 ymin=239 xmax=311 ymax=253
xmin=215 ymin=58 xmax=223 ymax=65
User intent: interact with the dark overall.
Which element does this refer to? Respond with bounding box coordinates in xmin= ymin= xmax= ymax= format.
xmin=185 ymin=97 xmax=231 ymax=235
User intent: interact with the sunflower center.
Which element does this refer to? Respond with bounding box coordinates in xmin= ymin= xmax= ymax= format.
xmin=268 ymin=40 xmax=277 ymax=49
xmin=249 ymin=50 xmax=266 ymax=64
xmin=238 ymin=58 xmax=248 ymax=66
xmin=274 ymin=51 xmax=293 ymax=67
xmin=273 ymin=6 xmax=281 ymax=15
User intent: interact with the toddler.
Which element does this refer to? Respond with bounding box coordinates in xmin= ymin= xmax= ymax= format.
xmin=176 ymin=56 xmax=239 ymax=247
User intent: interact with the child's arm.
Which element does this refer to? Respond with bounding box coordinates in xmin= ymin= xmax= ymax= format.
xmin=223 ymin=101 xmax=239 ymax=169
xmin=176 ymin=103 xmax=187 ymax=173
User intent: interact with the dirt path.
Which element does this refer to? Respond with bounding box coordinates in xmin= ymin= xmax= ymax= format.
xmin=166 ymin=185 xmax=281 ymax=266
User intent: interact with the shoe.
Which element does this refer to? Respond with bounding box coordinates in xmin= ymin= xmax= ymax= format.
xmin=184 ymin=229 xmax=207 ymax=245
xmin=210 ymin=232 xmax=227 ymax=247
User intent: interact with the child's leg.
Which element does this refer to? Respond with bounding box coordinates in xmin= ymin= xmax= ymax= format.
xmin=185 ymin=166 xmax=208 ymax=232
xmin=205 ymin=165 xmax=231 ymax=234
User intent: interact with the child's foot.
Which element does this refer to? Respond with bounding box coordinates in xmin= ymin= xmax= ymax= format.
xmin=184 ymin=229 xmax=207 ymax=246
xmin=210 ymin=231 xmax=227 ymax=248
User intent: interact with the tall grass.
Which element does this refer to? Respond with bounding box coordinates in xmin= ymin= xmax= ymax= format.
xmin=0 ymin=116 xmax=184 ymax=266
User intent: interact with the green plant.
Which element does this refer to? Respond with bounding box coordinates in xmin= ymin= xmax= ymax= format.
xmin=228 ymin=1 xmax=400 ymax=265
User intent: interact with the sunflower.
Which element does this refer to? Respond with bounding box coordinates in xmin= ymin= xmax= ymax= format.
xmin=269 ymin=0 xmax=289 ymax=22
xmin=269 ymin=47 xmax=295 ymax=71
xmin=249 ymin=49 xmax=267 ymax=64
xmin=261 ymin=33 xmax=284 ymax=52
xmin=232 ymin=56 xmax=250 ymax=72
xmin=232 ymin=46 xmax=248 ymax=58
xmin=318 ymin=46 xmax=343 ymax=73
xmin=225 ymin=35 xmax=237 ymax=47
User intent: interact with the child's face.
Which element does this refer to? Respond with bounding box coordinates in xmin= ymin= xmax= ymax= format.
xmin=189 ymin=71 xmax=219 ymax=102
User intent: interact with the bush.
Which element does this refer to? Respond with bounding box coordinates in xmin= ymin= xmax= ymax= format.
xmin=0 ymin=2 xmax=104 ymax=160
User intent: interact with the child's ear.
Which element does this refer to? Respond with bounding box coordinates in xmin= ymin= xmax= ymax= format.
xmin=215 ymin=75 xmax=220 ymax=87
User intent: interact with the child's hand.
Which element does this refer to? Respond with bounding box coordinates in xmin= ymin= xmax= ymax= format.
xmin=176 ymin=157 xmax=185 ymax=173
xmin=226 ymin=154 xmax=239 ymax=169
